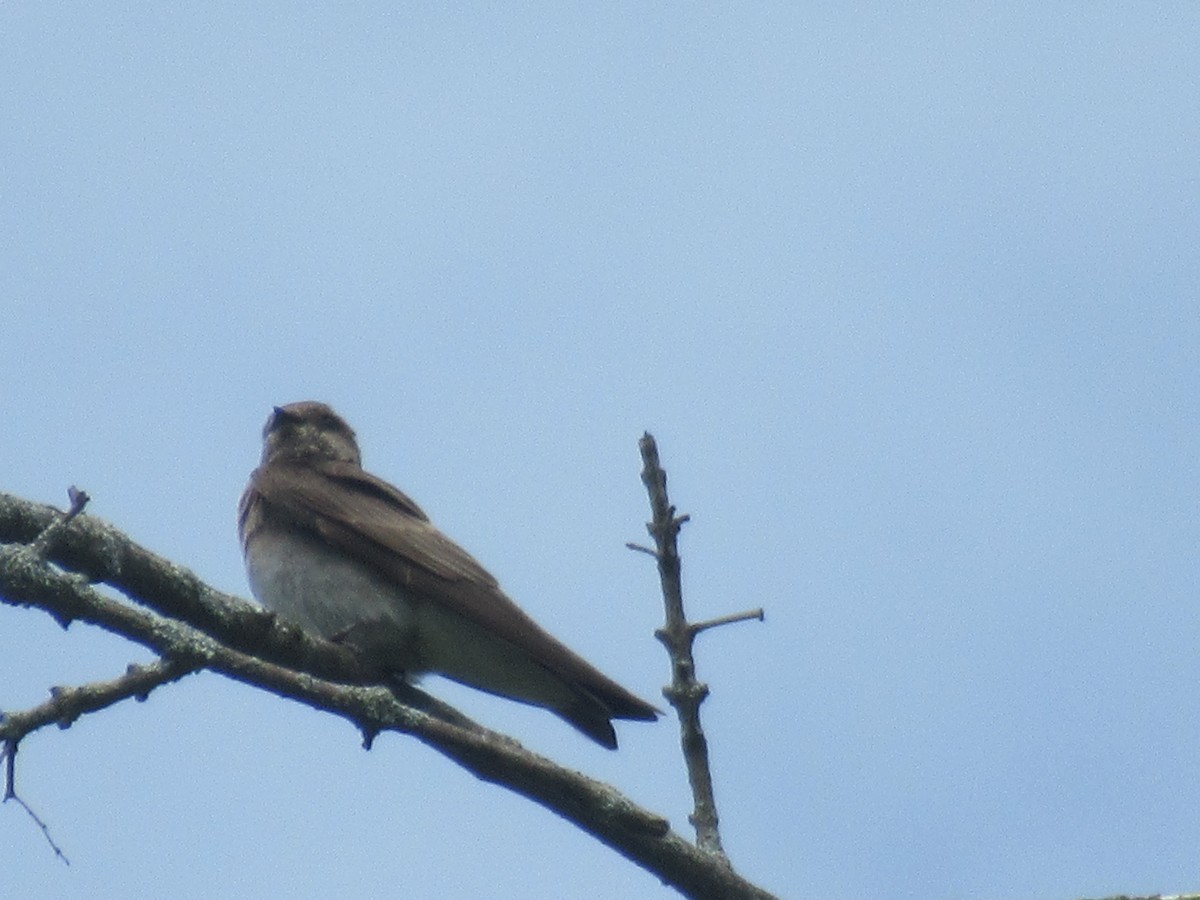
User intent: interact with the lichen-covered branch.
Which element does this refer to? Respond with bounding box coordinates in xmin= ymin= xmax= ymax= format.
xmin=2 ymin=659 xmax=194 ymax=738
xmin=0 ymin=491 xmax=382 ymax=684
xmin=0 ymin=489 xmax=777 ymax=899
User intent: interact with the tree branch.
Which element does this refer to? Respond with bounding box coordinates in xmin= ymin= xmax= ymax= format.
xmin=2 ymin=659 xmax=195 ymax=738
xmin=634 ymin=433 xmax=765 ymax=861
xmin=0 ymin=490 xmax=776 ymax=899
xmin=0 ymin=491 xmax=383 ymax=684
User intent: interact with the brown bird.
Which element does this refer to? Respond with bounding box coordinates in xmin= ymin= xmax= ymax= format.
xmin=238 ymin=401 xmax=658 ymax=748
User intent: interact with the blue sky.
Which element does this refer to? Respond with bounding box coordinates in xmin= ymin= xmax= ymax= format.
xmin=2 ymin=5 xmax=1198 ymax=898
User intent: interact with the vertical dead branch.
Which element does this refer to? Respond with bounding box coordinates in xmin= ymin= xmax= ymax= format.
xmin=633 ymin=433 xmax=763 ymax=859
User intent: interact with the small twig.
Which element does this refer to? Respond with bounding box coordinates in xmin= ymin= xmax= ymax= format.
xmin=691 ymin=607 xmax=764 ymax=636
xmin=8 ymin=793 xmax=71 ymax=865
xmin=28 ymin=487 xmax=89 ymax=560
xmin=1 ymin=741 xmax=70 ymax=865
xmin=2 ymin=739 xmax=13 ymax=800
xmin=1 ymin=660 xmax=196 ymax=746
xmin=0 ymin=644 xmax=188 ymax=870
xmin=624 ymin=542 xmax=657 ymax=557
xmin=636 ymin=432 xmax=728 ymax=858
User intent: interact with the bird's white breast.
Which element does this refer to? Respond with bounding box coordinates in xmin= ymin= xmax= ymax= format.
xmin=243 ymin=526 xmax=418 ymax=652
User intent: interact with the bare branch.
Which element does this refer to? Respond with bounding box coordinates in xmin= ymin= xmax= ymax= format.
xmin=635 ymin=433 xmax=765 ymax=866
xmin=2 ymin=741 xmax=70 ymax=864
xmin=0 ymin=490 xmax=777 ymax=899
xmin=0 ymin=492 xmax=389 ymax=684
xmin=1 ymin=660 xmax=195 ymax=743
xmin=635 ymin=433 xmax=728 ymax=857
xmin=691 ymin=608 xmax=764 ymax=636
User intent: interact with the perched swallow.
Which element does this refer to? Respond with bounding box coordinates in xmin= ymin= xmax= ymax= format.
xmin=238 ymin=401 xmax=658 ymax=748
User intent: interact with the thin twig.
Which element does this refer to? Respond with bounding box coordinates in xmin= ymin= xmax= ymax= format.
xmin=636 ymin=432 xmax=727 ymax=858
xmin=691 ymin=608 xmax=764 ymax=636
xmin=1 ymin=660 xmax=196 ymax=745
xmin=28 ymin=486 xmax=89 ymax=560
xmin=2 ymin=740 xmax=13 ymax=800
xmin=1 ymin=741 xmax=70 ymax=865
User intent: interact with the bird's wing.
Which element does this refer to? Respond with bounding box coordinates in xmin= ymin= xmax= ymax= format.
xmin=244 ymin=461 xmax=657 ymax=722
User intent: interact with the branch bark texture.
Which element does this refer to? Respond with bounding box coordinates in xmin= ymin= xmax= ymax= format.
xmin=637 ymin=433 xmax=727 ymax=857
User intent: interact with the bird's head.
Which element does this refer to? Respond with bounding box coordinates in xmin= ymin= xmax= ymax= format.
xmin=260 ymin=401 xmax=362 ymax=466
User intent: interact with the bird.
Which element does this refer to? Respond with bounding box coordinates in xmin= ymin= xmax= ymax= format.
xmin=238 ymin=401 xmax=658 ymax=748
